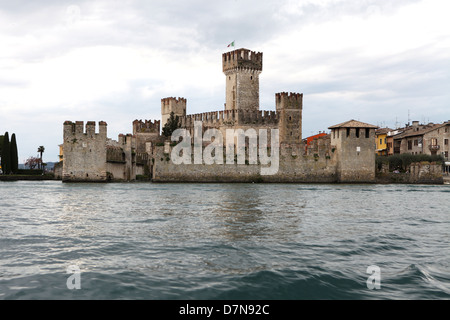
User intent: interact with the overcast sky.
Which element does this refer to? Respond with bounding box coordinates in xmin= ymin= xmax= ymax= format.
xmin=1 ymin=0 xmax=449 ymax=163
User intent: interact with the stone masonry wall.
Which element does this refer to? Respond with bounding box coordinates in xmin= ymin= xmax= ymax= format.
xmin=62 ymin=121 xmax=109 ymax=182
xmin=333 ymin=127 xmax=376 ymax=183
xmin=376 ymin=162 xmax=443 ymax=184
xmin=152 ymin=143 xmax=338 ymax=183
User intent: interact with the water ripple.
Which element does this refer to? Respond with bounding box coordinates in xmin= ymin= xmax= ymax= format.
xmin=0 ymin=181 xmax=449 ymax=299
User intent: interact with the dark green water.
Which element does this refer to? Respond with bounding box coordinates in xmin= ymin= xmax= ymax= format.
xmin=0 ymin=181 xmax=449 ymax=299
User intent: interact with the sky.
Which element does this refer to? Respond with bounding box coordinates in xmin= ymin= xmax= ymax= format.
xmin=0 ymin=0 xmax=449 ymax=163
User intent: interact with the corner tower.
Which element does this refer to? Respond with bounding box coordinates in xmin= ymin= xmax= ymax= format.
xmin=276 ymin=92 xmax=303 ymax=144
xmin=161 ymin=97 xmax=186 ymax=127
xmin=223 ymin=48 xmax=262 ymax=112
xmin=329 ymin=120 xmax=378 ymax=183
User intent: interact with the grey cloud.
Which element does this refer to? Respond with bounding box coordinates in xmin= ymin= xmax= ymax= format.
xmin=1 ymin=0 xmax=448 ymax=161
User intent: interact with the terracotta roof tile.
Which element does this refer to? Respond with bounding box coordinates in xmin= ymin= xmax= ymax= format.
xmin=328 ymin=119 xmax=378 ymax=129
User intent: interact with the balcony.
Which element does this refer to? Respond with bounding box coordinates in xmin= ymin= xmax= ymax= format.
xmin=429 ymin=145 xmax=440 ymax=152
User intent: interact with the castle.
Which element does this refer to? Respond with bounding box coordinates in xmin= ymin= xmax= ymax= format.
xmin=61 ymin=48 xmax=378 ymax=183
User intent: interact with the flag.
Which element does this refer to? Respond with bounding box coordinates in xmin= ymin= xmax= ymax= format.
xmin=227 ymin=41 xmax=235 ymax=48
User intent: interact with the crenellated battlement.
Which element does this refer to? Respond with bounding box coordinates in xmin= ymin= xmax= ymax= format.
xmin=180 ymin=109 xmax=279 ymax=128
xmin=161 ymin=97 xmax=187 ymax=106
xmin=237 ymin=109 xmax=278 ymax=125
xmin=223 ymin=48 xmax=263 ymax=73
xmin=161 ymin=97 xmax=187 ymax=126
xmin=275 ymin=92 xmax=303 ymax=111
xmin=133 ymin=119 xmax=160 ymax=134
xmin=118 ymin=133 xmax=136 ymax=146
xmin=161 ymin=97 xmax=187 ymax=111
xmin=63 ymin=120 xmax=107 ymax=139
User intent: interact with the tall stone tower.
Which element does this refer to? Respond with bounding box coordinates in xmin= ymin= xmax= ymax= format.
xmin=161 ymin=97 xmax=186 ymax=127
xmin=276 ymin=92 xmax=303 ymax=144
xmin=329 ymin=120 xmax=378 ymax=182
xmin=223 ymin=48 xmax=262 ymax=111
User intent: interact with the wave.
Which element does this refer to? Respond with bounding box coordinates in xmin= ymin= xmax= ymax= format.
xmin=2 ymin=262 xmax=449 ymax=300
xmin=380 ymin=263 xmax=450 ymax=299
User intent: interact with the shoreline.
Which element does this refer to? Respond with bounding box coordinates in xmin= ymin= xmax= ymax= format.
xmin=1 ymin=175 xmax=447 ymax=185
xmin=0 ymin=175 xmax=56 ymax=181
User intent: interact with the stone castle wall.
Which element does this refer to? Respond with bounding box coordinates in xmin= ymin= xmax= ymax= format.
xmin=152 ymin=138 xmax=338 ymax=183
xmin=62 ymin=121 xmax=109 ymax=182
xmin=376 ymin=162 xmax=444 ymax=184
xmin=63 ymin=121 xmax=146 ymax=182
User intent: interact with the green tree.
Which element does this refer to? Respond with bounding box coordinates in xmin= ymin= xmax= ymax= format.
xmin=37 ymin=146 xmax=45 ymax=170
xmin=10 ymin=133 xmax=18 ymax=174
xmin=162 ymin=112 xmax=181 ymax=138
xmin=1 ymin=132 xmax=11 ymax=174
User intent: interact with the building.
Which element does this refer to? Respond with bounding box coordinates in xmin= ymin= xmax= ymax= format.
xmin=62 ymin=48 xmax=378 ymax=183
xmin=58 ymin=144 xmax=63 ymax=162
xmin=304 ymin=132 xmax=328 ymax=146
xmin=375 ymin=128 xmax=393 ymax=156
xmin=386 ymin=129 xmax=403 ymax=156
xmin=392 ymin=121 xmax=450 ymax=159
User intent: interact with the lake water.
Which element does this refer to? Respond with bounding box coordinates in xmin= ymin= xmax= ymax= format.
xmin=0 ymin=181 xmax=449 ymax=300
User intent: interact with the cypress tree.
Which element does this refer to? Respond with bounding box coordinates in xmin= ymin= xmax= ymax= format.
xmin=1 ymin=132 xmax=10 ymax=174
xmin=10 ymin=133 xmax=18 ymax=174
xmin=162 ymin=112 xmax=181 ymax=138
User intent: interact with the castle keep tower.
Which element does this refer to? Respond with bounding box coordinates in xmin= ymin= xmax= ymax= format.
xmin=223 ymin=48 xmax=262 ymax=112
xmin=161 ymin=97 xmax=186 ymax=126
xmin=276 ymin=92 xmax=303 ymax=144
